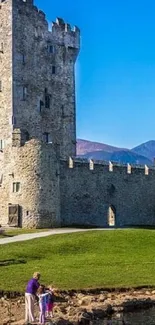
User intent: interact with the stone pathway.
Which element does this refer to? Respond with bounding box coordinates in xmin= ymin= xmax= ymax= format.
xmin=0 ymin=228 xmax=114 ymax=245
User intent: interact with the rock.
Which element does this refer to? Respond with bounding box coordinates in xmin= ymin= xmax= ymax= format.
xmin=78 ymin=317 xmax=91 ymax=325
xmin=82 ymin=312 xmax=92 ymax=319
xmin=78 ymin=311 xmax=93 ymax=325
xmin=98 ymin=294 xmax=106 ymax=302
xmin=78 ymin=297 xmax=92 ymax=306
xmin=91 ymin=308 xmax=106 ymax=319
xmin=106 ymin=304 xmax=114 ymax=315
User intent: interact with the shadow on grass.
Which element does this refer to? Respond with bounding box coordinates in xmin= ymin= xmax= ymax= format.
xmin=61 ymin=224 xmax=101 ymax=229
xmin=61 ymin=224 xmax=155 ymax=230
xmin=0 ymin=259 xmax=26 ymax=266
xmin=125 ymin=225 xmax=155 ymax=230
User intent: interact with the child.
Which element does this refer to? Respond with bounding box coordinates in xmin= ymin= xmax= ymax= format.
xmin=37 ymin=285 xmax=49 ymax=325
xmin=46 ymin=286 xmax=55 ymax=319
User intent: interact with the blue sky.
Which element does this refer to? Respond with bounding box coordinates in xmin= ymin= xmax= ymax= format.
xmin=35 ymin=0 xmax=155 ymax=149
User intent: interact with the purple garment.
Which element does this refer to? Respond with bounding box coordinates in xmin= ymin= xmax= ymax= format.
xmin=26 ymin=278 xmax=40 ymax=295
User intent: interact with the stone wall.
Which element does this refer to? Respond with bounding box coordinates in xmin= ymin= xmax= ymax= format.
xmin=0 ymin=0 xmax=13 ymax=145
xmin=60 ymin=159 xmax=155 ymax=227
xmin=0 ymin=139 xmax=60 ymax=228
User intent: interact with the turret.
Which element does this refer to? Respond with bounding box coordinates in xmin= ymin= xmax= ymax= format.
xmin=52 ymin=18 xmax=80 ymax=60
xmin=0 ymin=0 xmax=80 ymax=158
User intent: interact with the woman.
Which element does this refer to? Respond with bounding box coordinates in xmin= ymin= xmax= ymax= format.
xmin=25 ymin=272 xmax=40 ymax=324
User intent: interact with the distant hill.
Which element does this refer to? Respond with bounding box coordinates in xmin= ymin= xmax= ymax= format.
xmin=77 ymin=139 xmax=153 ymax=165
xmin=132 ymin=140 xmax=155 ymax=161
xmin=77 ymin=139 xmax=127 ymax=155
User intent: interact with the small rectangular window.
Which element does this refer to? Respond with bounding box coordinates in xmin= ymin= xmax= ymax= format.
xmin=52 ymin=66 xmax=56 ymax=74
xmin=13 ymin=182 xmax=20 ymax=193
xmin=45 ymin=95 xmax=50 ymax=108
xmin=43 ymin=132 xmax=49 ymax=143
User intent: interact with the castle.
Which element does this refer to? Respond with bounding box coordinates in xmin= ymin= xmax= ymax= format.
xmin=0 ymin=0 xmax=155 ymax=229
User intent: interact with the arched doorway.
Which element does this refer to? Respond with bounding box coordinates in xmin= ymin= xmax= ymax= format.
xmin=108 ymin=205 xmax=116 ymax=227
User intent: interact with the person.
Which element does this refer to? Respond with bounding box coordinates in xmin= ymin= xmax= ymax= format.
xmin=25 ymin=272 xmax=40 ymax=324
xmin=37 ymin=285 xmax=49 ymax=325
xmin=45 ymin=286 xmax=55 ymax=319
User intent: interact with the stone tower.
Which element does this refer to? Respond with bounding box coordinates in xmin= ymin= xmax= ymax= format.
xmin=0 ymin=0 xmax=80 ymax=228
xmin=0 ymin=0 xmax=80 ymax=157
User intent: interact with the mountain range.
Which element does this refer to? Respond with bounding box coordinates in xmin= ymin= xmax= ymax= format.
xmin=77 ymin=139 xmax=155 ymax=166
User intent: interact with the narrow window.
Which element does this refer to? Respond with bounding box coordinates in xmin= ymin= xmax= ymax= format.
xmin=45 ymin=95 xmax=50 ymax=108
xmin=40 ymin=100 xmax=44 ymax=112
xmin=109 ymin=161 xmax=113 ymax=172
xmin=0 ymin=80 xmax=2 ymax=92
xmin=25 ymin=131 xmax=29 ymax=141
xmin=108 ymin=206 xmax=116 ymax=227
xmin=12 ymin=116 xmax=16 ymax=125
xmin=47 ymin=44 xmax=55 ymax=54
xmin=13 ymin=182 xmax=20 ymax=193
xmin=69 ymin=157 xmax=73 ymax=169
xmin=145 ymin=165 xmax=149 ymax=176
xmin=0 ymin=43 xmax=3 ymax=53
xmin=0 ymin=140 xmax=3 ymax=150
xmin=127 ymin=163 xmax=131 ymax=174
xmin=52 ymin=66 xmax=56 ymax=74
xmin=43 ymin=132 xmax=49 ymax=143
xmin=22 ymin=54 xmax=25 ymax=64
xmin=44 ymin=88 xmax=51 ymax=108
xmin=61 ymin=105 xmax=65 ymax=118
xmin=89 ymin=160 xmax=94 ymax=170
xmin=0 ymin=174 xmax=3 ymax=186
xmin=22 ymin=86 xmax=27 ymax=100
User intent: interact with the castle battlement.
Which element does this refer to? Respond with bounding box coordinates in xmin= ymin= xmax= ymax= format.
xmin=0 ymin=0 xmax=80 ymax=50
xmin=0 ymin=0 xmax=33 ymax=5
xmin=51 ymin=18 xmax=80 ymax=50
xmin=66 ymin=157 xmax=154 ymax=176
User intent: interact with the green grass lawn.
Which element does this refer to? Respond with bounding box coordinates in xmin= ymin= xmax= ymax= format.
xmin=1 ymin=229 xmax=155 ymax=292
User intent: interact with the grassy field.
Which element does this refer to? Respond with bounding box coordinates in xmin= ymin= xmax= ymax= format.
xmin=1 ymin=229 xmax=155 ymax=292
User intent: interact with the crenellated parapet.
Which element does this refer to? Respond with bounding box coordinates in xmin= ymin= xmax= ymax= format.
xmin=11 ymin=1 xmax=80 ymax=55
xmin=51 ymin=18 xmax=80 ymax=52
xmin=0 ymin=1 xmax=80 ymax=50
xmin=66 ymin=157 xmax=154 ymax=176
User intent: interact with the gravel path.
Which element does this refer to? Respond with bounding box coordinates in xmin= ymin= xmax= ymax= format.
xmin=0 ymin=228 xmax=112 ymax=245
